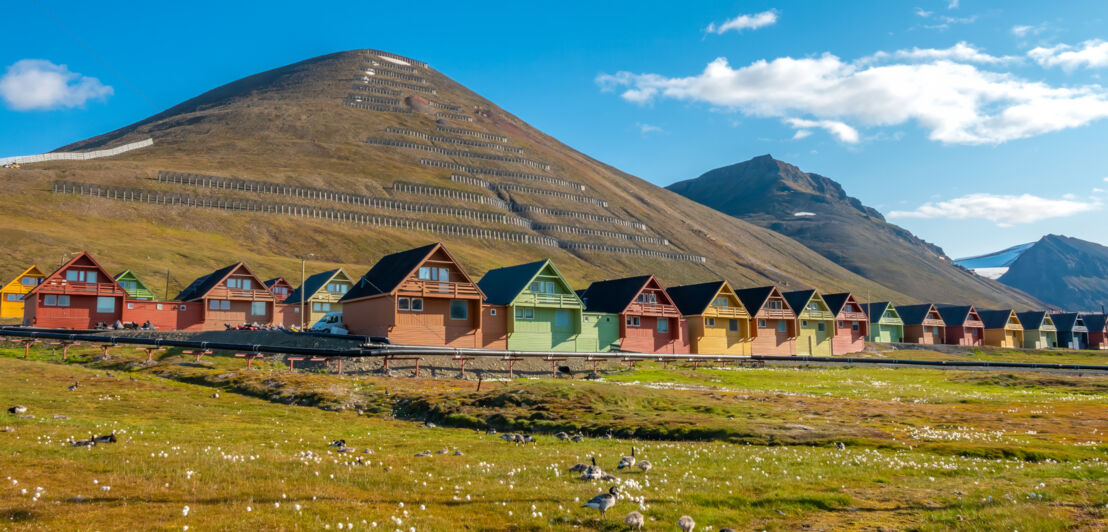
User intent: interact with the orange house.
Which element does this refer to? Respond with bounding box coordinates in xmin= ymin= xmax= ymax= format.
xmin=821 ymin=292 xmax=869 ymax=354
xmin=734 ymin=286 xmax=797 ymax=355
xmin=339 ymin=243 xmax=504 ymax=348
xmin=22 ymin=252 xmax=127 ymax=329
xmin=898 ymin=304 xmax=947 ymax=344
xmin=579 ymin=275 xmax=689 ymax=354
xmin=175 ymin=263 xmax=276 ymax=330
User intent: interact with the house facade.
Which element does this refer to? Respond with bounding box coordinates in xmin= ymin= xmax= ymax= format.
xmin=478 ymin=260 xmax=588 ymax=352
xmin=1084 ymin=314 xmax=1108 ymax=350
xmin=1051 ymin=313 xmax=1088 ymax=349
xmin=783 ymin=290 xmax=834 ymax=356
xmin=978 ymin=309 xmax=1024 ymax=348
xmin=898 ymin=304 xmax=946 ymax=344
xmin=175 ymin=263 xmax=276 ymax=330
xmin=735 ymin=286 xmax=797 ymax=355
xmin=265 ymin=277 xmax=295 ymax=303
xmin=114 ymin=269 xmax=157 ymax=300
xmin=822 ymin=292 xmax=869 ymax=354
xmin=0 ymin=265 xmax=44 ymax=319
xmin=22 ymin=253 xmax=127 ymax=329
xmin=1016 ymin=311 xmax=1057 ymax=349
xmin=865 ymin=302 xmax=904 ymax=343
xmin=666 ymin=280 xmax=752 ymax=355
xmin=579 ymin=275 xmax=688 ymax=354
xmin=935 ymin=305 xmax=985 ymax=346
xmin=283 ymin=269 xmax=354 ymax=328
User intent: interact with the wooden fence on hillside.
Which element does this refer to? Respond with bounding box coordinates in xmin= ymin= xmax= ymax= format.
xmin=448 ymin=174 xmax=607 ymax=207
xmin=384 ymin=126 xmax=523 ymax=153
xmin=422 ymin=159 xmax=584 ymax=190
xmin=436 ymin=125 xmax=508 ymax=143
xmin=365 ymin=138 xmax=549 ymax=170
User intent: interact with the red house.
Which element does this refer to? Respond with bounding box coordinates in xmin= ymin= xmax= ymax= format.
xmin=579 ymin=275 xmax=688 ymax=353
xmin=264 ymin=277 xmax=295 ymax=303
xmin=821 ymin=292 xmax=869 ymax=354
xmin=1084 ymin=314 xmax=1108 ymax=350
xmin=22 ymin=252 xmax=127 ymax=329
xmin=935 ymin=305 xmax=985 ymax=346
xmin=734 ymin=286 xmax=798 ymax=355
xmin=175 ymin=263 xmax=276 ymax=330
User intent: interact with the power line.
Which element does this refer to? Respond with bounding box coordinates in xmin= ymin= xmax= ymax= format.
xmin=31 ymin=0 xmax=158 ymax=110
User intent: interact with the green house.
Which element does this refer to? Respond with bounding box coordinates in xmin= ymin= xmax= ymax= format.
xmin=865 ymin=301 xmax=904 ymax=343
xmin=783 ymin=289 xmax=834 ymax=355
xmin=114 ymin=269 xmax=157 ymax=300
xmin=478 ymin=259 xmax=616 ymax=352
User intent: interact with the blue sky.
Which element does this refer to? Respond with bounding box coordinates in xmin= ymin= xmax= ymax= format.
xmin=2 ymin=1 xmax=1107 ymax=258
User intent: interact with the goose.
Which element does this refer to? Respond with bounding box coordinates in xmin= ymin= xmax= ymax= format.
xmin=599 ymin=472 xmax=619 ymax=482
xmin=568 ymin=462 xmax=589 ymax=473
xmin=583 ymin=485 xmax=620 ymax=517
xmin=329 ymin=439 xmax=346 ymax=447
xmin=500 ymin=433 xmax=519 ymax=443
xmin=522 ymin=434 xmax=535 ymax=444
xmin=436 ymin=448 xmax=450 ymax=454
xmin=835 ymin=441 xmax=846 ymax=451
xmin=617 ymin=447 xmax=636 ymax=469
xmin=636 ymin=460 xmax=652 ymax=474
xmin=7 ymin=405 xmax=27 ymax=415
xmin=581 ymin=457 xmax=604 ymax=480
xmin=624 ymin=511 xmax=644 ymax=531
xmin=71 ymin=439 xmax=95 ymax=447
xmin=413 ymin=450 xmax=431 ymax=457
xmin=571 ymin=433 xmax=585 ymax=442
xmin=92 ymin=433 xmax=117 ymax=444
xmin=677 ymin=515 xmax=695 ymax=532
xmin=67 ymin=381 xmax=80 ymax=391
xmin=555 ymin=431 xmax=570 ymax=441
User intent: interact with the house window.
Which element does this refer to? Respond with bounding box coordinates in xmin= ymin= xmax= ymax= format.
xmin=418 ymin=267 xmax=450 ymax=282
xmin=802 ymin=320 xmax=809 ymax=327
xmin=515 ymin=307 xmax=535 ymax=320
xmin=220 ymin=300 xmax=230 ymax=310
xmin=21 ymin=277 xmax=39 ymax=286
xmin=398 ymin=297 xmax=410 ymax=311
xmin=249 ymin=302 xmax=265 ymax=316
xmin=58 ymin=296 xmax=70 ymax=306
xmin=766 ymin=300 xmax=782 ymax=310
xmin=209 ymin=300 xmax=220 ymax=310
xmin=729 ymin=319 xmax=738 ymax=332
xmin=713 ymin=296 xmax=729 ymax=307
xmin=636 ymin=292 xmax=658 ymax=304
xmin=627 ymin=316 xmax=641 ymax=327
xmin=852 ymin=322 xmax=860 ymax=332
xmin=121 ymin=280 xmax=137 ymax=291
xmin=156 ymin=304 xmax=164 ymax=311
xmin=96 ymin=297 xmax=115 ymax=314
xmin=489 ymin=308 xmax=497 ymax=316
xmin=44 ymin=295 xmax=57 ymax=306
xmin=66 ymin=270 xmax=97 ymax=283
xmin=777 ymin=321 xmax=787 ymax=333
xmin=179 ymin=305 xmax=187 ymax=311
xmin=807 ymin=302 xmax=819 ymax=312
xmin=449 ymin=300 xmax=468 ymax=320
xmin=817 ymin=322 xmax=826 ymax=332
xmin=706 ymin=317 xmax=716 ymax=327
xmin=411 ymin=298 xmax=423 ymax=311
xmin=758 ymin=319 xmax=767 ymax=328
xmin=656 ymin=319 xmax=669 ymax=333
xmin=583 ymin=316 xmax=590 ymax=323
xmin=328 ymin=283 xmax=348 ymax=294
xmin=227 ymin=278 xmax=252 ymax=290
xmin=530 ymin=281 xmax=556 ymax=294
xmin=838 ymin=320 xmax=845 ymax=328
xmin=5 ymin=294 xmax=20 ymax=302
xmin=313 ymin=302 xmax=332 ymax=312
xmin=127 ymin=303 xmax=135 ymax=310
xmin=554 ymin=309 xmax=570 ymax=327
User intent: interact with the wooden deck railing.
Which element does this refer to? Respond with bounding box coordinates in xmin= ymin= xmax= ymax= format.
xmin=397 ymin=280 xmax=482 ymax=299
xmin=710 ymin=307 xmax=750 ymax=319
xmin=839 ymin=311 xmax=868 ymax=321
xmin=514 ymin=293 xmax=581 ymax=308
xmin=38 ymin=280 xmax=125 ymax=297
xmin=759 ymin=309 xmax=795 ymax=319
xmin=627 ymin=303 xmax=681 ymax=317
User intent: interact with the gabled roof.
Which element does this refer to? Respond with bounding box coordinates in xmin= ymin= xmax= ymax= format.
xmin=978 ymin=309 xmax=1019 ymax=329
xmin=580 ymin=275 xmax=659 ymax=314
xmin=935 ymin=304 xmax=981 ymax=326
xmin=1082 ymin=313 xmax=1108 ymax=332
xmin=285 ymin=269 xmax=349 ymax=304
xmin=666 ymin=280 xmax=727 ymax=316
xmin=783 ymin=290 xmax=822 ymax=316
xmin=27 ymin=252 xmax=122 ymax=296
xmin=477 ymin=260 xmax=550 ymax=306
xmin=734 ymin=286 xmax=787 ymax=315
xmin=341 ymin=243 xmax=480 ymax=303
xmin=821 ymin=292 xmax=858 ymax=316
xmin=264 ymin=277 xmax=290 ymax=289
xmin=865 ymin=302 xmax=892 ymax=323
xmin=1016 ymin=311 xmax=1048 ymax=330
xmin=897 ymin=304 xmax=943 ymax=326
xmin=1 ymin=265 xmax=45 ymax=291
xmin=175 ymin=262 xmax=272 ymax=302
xmin=114 ymin=269 xmax=156 ymax=297
xmin=1051 ymin=312 xmax=1087 ymax=333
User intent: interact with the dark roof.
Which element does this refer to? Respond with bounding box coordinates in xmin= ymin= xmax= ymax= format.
xmin=579 ymin=275 xmax=652 ymax=314
xmin=341 ymin=243 xmax=439 ymax=302
xmin=821 ymin=292 xmax=852 ymax=315
xmin=1082 ymin=313 xmax=1108 ymax=332
xmin=665 ymin=281 xmax=725 ymax=316
xmin=897 ymin=304 xmax=940 ymax=326
xmin=1016 ymin=311 xmax=1047 ymax=330
xmin=935 ymin=305 xmax=973 ymax=325
xmin=264 ymin=277 xmax=287 ymax=289
xmin=175 ymin=263 xmax=240 ymax=302
xmin=977 ymin=309 xmax=1016 ymax=329
xmin=865 ymin=302 xmax=892 ymax=323
xmin=477 ymin=260 xmax=548 ymax=306
xmin=782 ymin=290 xmax=817 ymax=315
xmin=734 ymin=286 xmax=776 ymax=314
xmin=285 ymin=269 xmax=341 ymax=304
xmin=1050 ymin=313 xmax=1086 ymax=332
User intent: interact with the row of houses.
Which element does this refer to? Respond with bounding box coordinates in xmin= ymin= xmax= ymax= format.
xmin=3 ymin=243 xmax=1107 ymax=354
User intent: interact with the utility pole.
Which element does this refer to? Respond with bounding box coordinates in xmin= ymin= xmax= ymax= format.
xmin=300 ymin=253 xmax=314 ymax=331
xmin=164 ymin=269 xmax=171 ymax=301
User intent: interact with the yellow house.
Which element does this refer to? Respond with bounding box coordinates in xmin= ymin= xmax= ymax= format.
xmin=0 ymin=265 xmax=45 ymax=319
xmin=783 ymin=289 xmax=834 ymax=355
xmin=979 ymin=309 xmax=1025 ymax=348
xmin=285 ymin=268 xmax=354 ymax=327
xmin=666 ymin=280 xmax=752 ymax=355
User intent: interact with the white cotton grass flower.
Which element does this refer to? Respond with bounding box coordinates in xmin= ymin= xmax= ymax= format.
xmin=182 ymin=505 xmax=190 ymax=516
xmin=246 ymin=506 xmax=252 ymax=512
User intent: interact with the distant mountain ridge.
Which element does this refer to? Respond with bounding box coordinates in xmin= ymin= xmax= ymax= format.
xmin=666 ymin=155 xmax=1040 ymax=308
xmin=954 ymin=242 xmax=1036 ymax=280
xmin=996 ymin=235 xmax=1108 ymax=311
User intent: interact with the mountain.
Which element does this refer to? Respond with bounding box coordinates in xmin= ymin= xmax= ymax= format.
xmin=954 ymin=242 xmax=1035 ymax=280
xmin=0 ymin=50 xmax=1032 ymax=308
xmin=666 ymin=155 xmax=1040 ymax=308
xmin=996 ymin=235 xmax=1108 ymax=311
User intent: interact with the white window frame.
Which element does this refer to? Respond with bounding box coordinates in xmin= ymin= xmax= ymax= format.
xmin=706 ymin=317 xmax=715 ymax=327
xmin=411 ymin=298 xmax=424 ymax=311
xmin=758 ymin=319 xmax=767 ymax=328
xmin=626 ymin=316 xmax=641 ymax=327
xmin=398 ymin=297 xmax=410 ymax=311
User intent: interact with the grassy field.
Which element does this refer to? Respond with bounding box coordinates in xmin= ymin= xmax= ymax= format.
xmin=1 ymin=343 xmax=1106 ymax=530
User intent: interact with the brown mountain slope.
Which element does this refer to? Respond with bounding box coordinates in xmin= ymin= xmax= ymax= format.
xmin=0 ymin=49 xmax=1020 ymax=306
xmin=667 ymin=156 xmax=1041 ymax=308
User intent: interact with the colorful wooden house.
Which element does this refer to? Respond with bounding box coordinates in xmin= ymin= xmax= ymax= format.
xmin=821 ymin=292 xmax=869 ymax=354
xmin=579 ymin=275 xmax=688 ymax=354
xmin=477 ymin=259 xmax=590 ymax=352
xmin=978 ymin=309 xmax=1024 ymax=348
xmin=1051 ymin=313 xmax=1089 ymax=349
xmin=865 ymin=302 xmax=903 ymax=343
xmin=935 ymin=305 xmax=985 ymax=346
xmin=22 ymin=252 xmax=127 ymax=329
xmin=734 ymin=286 xmax=797 ymax=355
xmin=264 ymin=277 xmax=295 ymax=303
xmin=114 ymin=270 xmax=157 ymax=300
xmin=575 ymin=289 xmax=621 ymax=352
xmin=1083 ymin=314 xmax=1108 ymax=350
xmin=284 ymin=269 xmax=354 ymax=327
xmin=666 ymin=280 xmax=752 ymax=355
xmin=1016 ymin=312 xmax=1057 ymax=349
xmin=0 ymin=265 xmax=44 ymax=319
xmin=175 ymin=262 xmax=276 ymax=330
xmin=897 ymin=304 xmax=946 ymax=344
xmin=783 ymin=290 xmax=834 ymax=355
xmin=339 ymin=243 xmax=503 ymax=348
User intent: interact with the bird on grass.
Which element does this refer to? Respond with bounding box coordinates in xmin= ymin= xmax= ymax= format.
xmin=624 ymin=510 xmax=644 ymax=531
xmin=835 ymin=441 xmax=846 ymax=451
xmin=67 ymin=381 xmax=79 ymax=392
xmin=555 ymin=431 xmax=569 ymax=441
xmin=617 ymin=447 xmax=636 ymax=469
xmin=93 ymin=433 xmax=117 ymax=444
xmin=583 ymin=485 xmax=620 ymax=517
xmin=570 ymin=433 xmax=585 ymax=442
xmin=637 ymin=459 xmax=652 ymax=474
xmin=677 ymin=515 xmax=695 ymax=532
xmin=581 ymin=457 xmax=604 ymax=480
xmin=329 ymin=439 xmax=346 ymax=447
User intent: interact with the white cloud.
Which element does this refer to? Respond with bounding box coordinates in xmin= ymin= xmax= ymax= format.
xmin=862 ymin=42 xmax=1016 ymax=65
xmin=0 ymin=59 xmax=113 ymax=111
xmin=595 ymin=52 xmax=1108 ymax=145
xmin=1029 ymin=40 xmax=1108 ymax=70
xmin=784 ymin=118 xmax=860 ymax=143
xmin=888 ymin=193 xmax=1100 ymax=226
xmin=915 ymin=7 xmax=933 ymax=18
xmin=791 ymin=129 xmax=813 ymax=140
xmin=1011 ymin=24 xmax=1047 ymax=38
xmin=947 ymin=0 xmax=960 ymax=8
xmin=706 ymin=10 xmax=778 ymax=34
xmin=636 ymin=122 xmax=663 ymax=134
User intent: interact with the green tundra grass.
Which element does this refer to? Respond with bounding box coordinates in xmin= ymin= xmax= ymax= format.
xmin=1 ymin=343 xmax=1105 ymax=531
